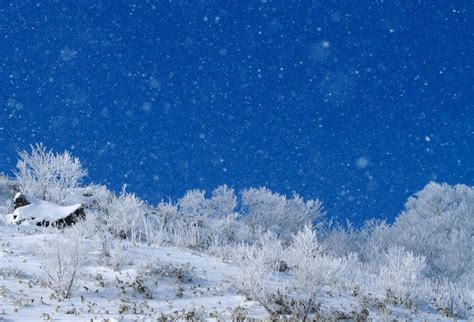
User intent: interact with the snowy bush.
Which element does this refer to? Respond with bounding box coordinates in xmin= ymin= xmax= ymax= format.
xmin=143 ymin=186 xmax=322 ymax=249
xmin=379 ymin=246 xmax=427 ymax=306
xmin=14 ymin=144 xmax=87 ymax=205
xmin=87 ymin=184 xmax=114 ymax=213
xmin=241 ymin=187 xmax=324 ymax=240
xmin=285 ymin=225 xmax=345 ymax=319
xmin=71 ymin=186 xmax=116 ymax=258
xmin=107 ymin=239 xmax=134 ymax=270
xmin=108 ymin=186 xmax=147 ymax=244
xmin=150 ymin=186 xmax=245 ymax=248
xmin=336 ymin=253 xmax=378 ymax=297
xmin=83 ymin=184 xmax=147 ymax=260
xmin=428 ymin=279 xmax=473 ymax=318
xmin=359 ymin=220 xmax=393 ymax=264
xmin=36 ymin=228 xmax=88 ymax=299
xmin=318 ymin=221 xmax=362 ymax=258
xmin=206 ymin=214 xmax=247 ymax=246
xmin=154 ymin=200 xmax=180 ymax=228
xmin=232 ymin=235 xmax=284 ymax=316
xmin=178 ymin=185 xmax=237 ymax=219
xmin=233 ymin=227 xmax=346 ymax=320
xmin=198 ymin=186 xmax=248 ymax=247
xmin=146 ymin=201 xmax=179 ymax=246
xmin=143 ymin=200 xmax=201 ymax=248
xmin=146 ymin=192 xmax=194 ymax=248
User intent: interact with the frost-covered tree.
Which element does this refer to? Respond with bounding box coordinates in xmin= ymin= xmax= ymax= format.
xmin=319 ymin=219 xmax=393 ymax=264
xmin=178 ymin=189 xmax=207 ymax=218
xmin=207 ymin=185 xmax=237 ymax=218
xmin=241 ymin=187 xmax=324 ymax=240
xmin=241 ymin=188 xmax=286 ymax=234
xmin=14 ymin=143 xmax=87 ymax=205
xmin=392 ymin=182 xmax=474 ymax=281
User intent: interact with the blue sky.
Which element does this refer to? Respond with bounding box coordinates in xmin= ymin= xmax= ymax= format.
xmin=0 ymin=1 xmax=472 ymax=223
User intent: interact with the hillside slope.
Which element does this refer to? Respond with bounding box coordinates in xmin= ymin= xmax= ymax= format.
xmin=0 ymin=222 xmax=458 ymax=321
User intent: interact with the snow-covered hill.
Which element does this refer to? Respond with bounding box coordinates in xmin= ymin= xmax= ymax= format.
xmin=0 ymin=221 xmax=463 ymax=321
xmin=0 ymin=146 xmax=472 ymax=320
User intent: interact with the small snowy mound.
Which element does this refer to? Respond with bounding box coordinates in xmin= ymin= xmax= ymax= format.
xmin=8 ymin=193 xmax=84 ymax=227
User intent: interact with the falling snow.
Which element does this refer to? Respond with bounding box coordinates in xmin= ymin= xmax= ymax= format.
xmin=0 ymin=1 xmax=472 ymax=223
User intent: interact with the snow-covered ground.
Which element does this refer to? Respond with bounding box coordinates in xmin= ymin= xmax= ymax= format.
xmin=0 ymin=221 xmax=460 ymax=321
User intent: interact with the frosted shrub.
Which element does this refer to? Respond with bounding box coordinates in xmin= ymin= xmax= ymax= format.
xmin=156 ymin=186 xmax=243 ymax=248
xmin=358 ymin=220 xmax=393 ymax=264
xmin=104 ymin=186 xmax=146 ymax=244
xmin=428 ymin=279 xmax=473 ymax=318
xmin=87 ymin=185 xmax=146 ymax=260
xmin=88 ymin=184 xmax=115 ymax=214
xmin=14 ymin=143 xmax=87 ymax=205
xmin=257 ymin=233 xmax=285 ymax=270
xmin=201 ymin=186 xmax=248 ymax=247
xmin=37 ymin=228 xmax=88 ymax=299
xmin=170 ymin=219 xmax=202 ymax=248
xmin=241 ymin=187 xmax=287 ymax=239
xmin=332 ymin=253 xmax=377 ymax=297
xmin=241 ymin=187 xmax=324 ymax=240
xmin=286 ymin=194 xmax=324 ymax=235
xmin=70 ymin=209 xmax=102 ymax=240
xmin=318 ymin=222 xmax=359 ymax=257
xmin=155 ymin=201 xmax=180 ymax=227
xmin=178 ymin=185 xmax=237 ymax=219
xmin=379 ymin=246 xmax=427 ymax=306
xmin=233 ymin=229 xmax=346 ymax=320
xmin=320 ymin=220 xmax=392 ymax=264
xmin=147 ymin=201 xmax=179 ymax=246
xmin=174 ymin=189 xmax=215 ymax=248
xmin=146 ymin=200 xmax=202 ymax=248
xmin=232 ymin=236 xmax=284 ymax=316
xmin=206 ymin=214 xmax=243 ymax=246
xmin=107 ymin=240 xmax=133 ymax=270
xmin=150 ymin=186 xmax=274 ymax=248
xmin=285 ymin=225 xmax=345 ymax=320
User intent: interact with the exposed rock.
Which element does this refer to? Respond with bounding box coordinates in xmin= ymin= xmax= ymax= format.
xmin=13 ymin=193 xmax=31 ymax=209
xmin=39 ymin=206 xmax=86 ymax=228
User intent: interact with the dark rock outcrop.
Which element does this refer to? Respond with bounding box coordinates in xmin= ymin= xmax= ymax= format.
xmin=13 ymin=193 xmax=31 ymax=209
xmin=39 ymin=206 xmax=86 ymax=228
